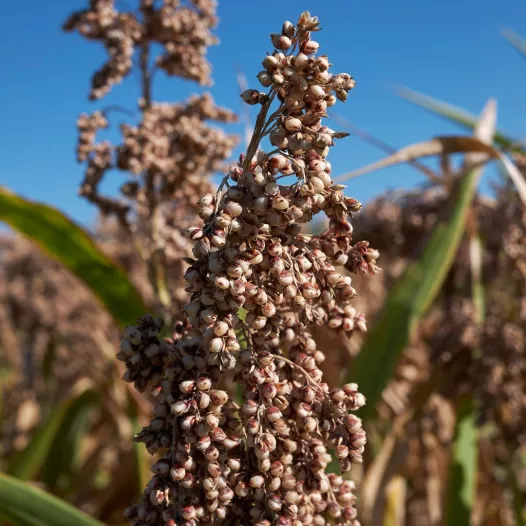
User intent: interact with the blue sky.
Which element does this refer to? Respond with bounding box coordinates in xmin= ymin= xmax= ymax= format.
xmin=1 ymin=0 xmax=525 ymax=228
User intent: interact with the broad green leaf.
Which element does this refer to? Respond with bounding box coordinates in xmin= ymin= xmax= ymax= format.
xmin=1 ymin=509 xmax=48 ymax=526
xmin=398 ymin=87 xmax=526 ymax=155
xmin=444 ymin=397 xmax=478 ymax=525
xmin=0 ymin=506 xmax=48 ymax=526
xmin=0 ymin=472 xmax=105 ymax=526
xmin=0 ymin=187 xmax=147 ymax=326
xmin=43 ymin=389 xmax=100 ymax=491
xmin=350 ymin=100 xmax=496 ymax=417
xmin=8 ymin=387 xmax=98 ymax=481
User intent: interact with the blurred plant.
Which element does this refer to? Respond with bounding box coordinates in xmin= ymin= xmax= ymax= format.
xmin=341 ymin=173 xmax=526 ymax=525
xmin=64 ymin=0 xmax=238 ymax=313
xmin=310 ymin=30 xmax=526 ymax=520
xmin=0 ymin=234 xmax=112 ymax=451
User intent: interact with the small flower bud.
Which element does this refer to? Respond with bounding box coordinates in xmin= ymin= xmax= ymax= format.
xmin=171 ymin=400 xmax=188 ymax=415
xmin=197 ymin=376 xmax=212 ymax=391
xmin=181 ymin=473 xmax=195 ymax=488
xmin=225 ymin=201 xmax=243 ymax=217
xmin=267 ymin=495 xmax=282 ymax=512
xmin=179 ymin=380 xmax=195 ymax=393
xmin=170 ymin=466 xmax=186 ymax=480
xmin=209 ymin=390 xmax=229 ymax=405
xmin=235 ymin=481 xmax=249 ymax=497
xmin=198 ymin=194 xmax=214 ymax=207
xmin=273 ymin=196 xmax=290 ymax=211
xmin=209 ymin=337 xmax=225 ymax=353
xmin=261 ymin=383 xmax=278 ymax=399
xmin=182 ymin=506 xmax=197 ymax=520
xmin=302 ymin=39 xmax=320 ymax=55
xmin=249 ymin=475 xmax=265 ymax=488
xmin=257 ymin=71 xmax=273 ymax=87
xmin=181 ymin=415 xmax=196 ymax=430
xmin=213 ymin=321 xmax=229 ymax=337
xmin=266 ymin=406 xmax=282 ymax=422
xmin=196 ymin=435 xmax=212 ymax=451
xmin=262 ymin=55 xmax=278 ymax=70
xmin=284 ymin=117 xmax=302 ymax=132
xmin=241 ymin=89 xmax=261 ymax=105
xmin=199 ymin=392 xmax=211 ymax=409
xmin=282 ymin=20 xmax=295 ymax=37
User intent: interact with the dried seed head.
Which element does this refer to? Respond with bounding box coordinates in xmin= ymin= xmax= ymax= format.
xmin=117 ymin=10 xmax=369 ymax=524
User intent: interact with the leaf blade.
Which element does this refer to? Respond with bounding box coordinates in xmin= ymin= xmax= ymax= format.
xmin=444 ymin=397 xmax=478 ymax=525
xmin=8 ymin=387 xmax=98 ymax=481
xmin=43 ymin=389 xmax=100 ymax=491
xmin=0 ymin=187 xmax=146 ymax=326
xmin=398 ymin=87 xmax=525 ymax=155
xmin=350 ymin=100 xmax=496 ymax=417
xmin=0 ymin=472 xmax=105 ymax=526
xmin=335 ymin=135 xmax=497 ymax=182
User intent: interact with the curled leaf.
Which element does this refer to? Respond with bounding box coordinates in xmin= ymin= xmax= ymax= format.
xmin=350 ymin=99 xmax=497 ymax=417
xmin=397 ymin=86 xmax=526 ymax=155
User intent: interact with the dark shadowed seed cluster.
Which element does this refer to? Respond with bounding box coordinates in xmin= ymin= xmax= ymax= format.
xmin=64 ymin=0 xmax=238 ymax=312
xmin=64 ymin=0 xmax=219 ymax=100
xmin=118 ymin=12 xmax=376 ymax=525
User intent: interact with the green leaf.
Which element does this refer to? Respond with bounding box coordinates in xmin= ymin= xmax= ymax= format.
xmin=0 ymin=187 xmax=147 ymax=327
xmin=0 ymin=472 xmax=105 ymax=526
xmin=43 ymin=389 xmax=100 ymax=491
xmin=398 ymin=87 xmax=526 ymax=155
xmin=350 ymin=100 xmax=496 ymax=418
xmin=8 ymin=388 xmax=98 ymax=481
xmin=0 ymin=506 xmax=49 ymax=526
xmin=351 ymin=169 xmax=480 ymax=417
xmin=444 ymin=397 xmax=478 ymax=525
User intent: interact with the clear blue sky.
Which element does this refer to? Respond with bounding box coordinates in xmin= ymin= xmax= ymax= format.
xmin=1 ymin=0 xmax=525 ymax=228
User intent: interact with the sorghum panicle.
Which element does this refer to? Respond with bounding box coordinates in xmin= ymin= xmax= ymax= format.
xmin=65 ymin=0 xmax=238 ymax=311
xmin=64 ymin=0 xmax=218 ymax=100
xmin=120 ymin=12 xmax=378 ymax=525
